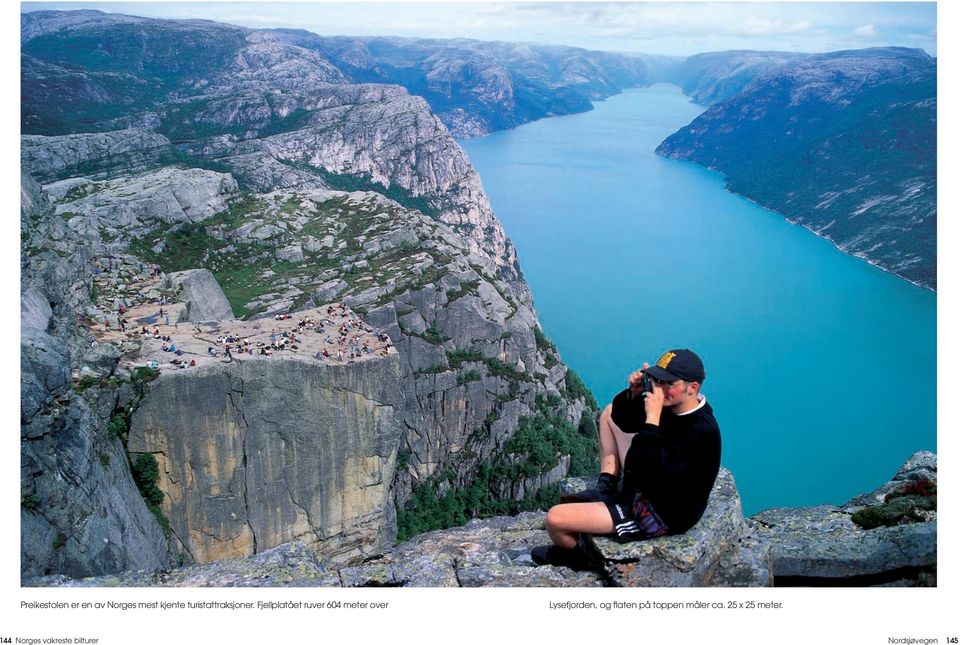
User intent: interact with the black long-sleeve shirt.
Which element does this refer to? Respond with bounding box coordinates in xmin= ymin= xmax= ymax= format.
xmin=611 ymin=388 xmax=722 ymax=534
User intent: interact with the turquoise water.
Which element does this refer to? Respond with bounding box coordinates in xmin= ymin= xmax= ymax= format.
xmin=461 ymin=84 xmax=937 ymax=516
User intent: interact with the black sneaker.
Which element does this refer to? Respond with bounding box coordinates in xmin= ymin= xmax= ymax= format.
xmin=530 ymin=544 xmax=594 ymax=572
xmin=560 ymin=472 xmax=619 ymax=504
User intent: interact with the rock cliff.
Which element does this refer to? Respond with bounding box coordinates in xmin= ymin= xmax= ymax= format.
xmin=128 ymin=355 xmax=405 ymax=565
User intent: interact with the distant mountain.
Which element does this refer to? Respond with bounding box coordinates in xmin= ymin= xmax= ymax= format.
xmin=671 ymin=50 xmax=808 ymax=105
xmin=21 ymin=10 xmax=348 ymax=138
xmin=268 ymin=32 xmax=659 ymax=137
xmin=657 ymin=47 xmax=936 ymax=290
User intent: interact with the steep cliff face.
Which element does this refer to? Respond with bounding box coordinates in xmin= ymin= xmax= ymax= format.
xmin=21 ymin=172 xmax=174 ymax=578
xmin=20 ymin=129 xmax=178 ymax=183
xmin=657 ymin=47 xmax=936 ymax=289
xmin=128 ymin=356 xmax=405 ymax=565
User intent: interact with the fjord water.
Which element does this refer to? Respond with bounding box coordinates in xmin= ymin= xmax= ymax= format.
xmin=461 ymin=84 xmax=936 ymax=515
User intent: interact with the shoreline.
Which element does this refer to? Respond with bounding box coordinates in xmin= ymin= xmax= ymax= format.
xmin=729 ymin=188 xmax=936 ymax=294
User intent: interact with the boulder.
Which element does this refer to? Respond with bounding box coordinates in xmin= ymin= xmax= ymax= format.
xmin=166 ymin=269 xmax=236 ymax=322
xmin=585 ymin=468 xmax=751 ymax=586
xmin=748 ymin=507 xmax=935 ymax=580
xmin=750 ymin=451 xmax=937 ymax=582
xmin=276 ymin=244 xmax=304 ymax=262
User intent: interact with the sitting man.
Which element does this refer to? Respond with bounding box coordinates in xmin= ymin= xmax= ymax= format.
xmin=532 ymin=349 xmax=721 ymax=570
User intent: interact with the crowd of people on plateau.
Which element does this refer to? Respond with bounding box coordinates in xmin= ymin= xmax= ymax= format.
xmin=90 ymin=255 xmax=393 ymax=371
xmin=200 ymin=305 xmax=393 ymax=365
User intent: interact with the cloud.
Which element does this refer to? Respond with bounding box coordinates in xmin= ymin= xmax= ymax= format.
xmin=853 ymin=24 xmax=878 ymax=38
xmin=735 ymin=17 xmax=814 ymax=36
xmin=221 ymin=13 xmax=299 ymax=27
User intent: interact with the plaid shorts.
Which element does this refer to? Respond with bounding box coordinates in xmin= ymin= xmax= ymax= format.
xmin=605 ymin=493 xmax=670 ymax=541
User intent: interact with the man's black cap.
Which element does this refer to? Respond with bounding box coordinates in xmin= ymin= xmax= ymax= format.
xmin=644 ymin=349 xmax=705 ymax=383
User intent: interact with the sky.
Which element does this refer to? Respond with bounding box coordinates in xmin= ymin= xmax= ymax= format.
xmin=20 ymin=1 xmax=937 ymax=57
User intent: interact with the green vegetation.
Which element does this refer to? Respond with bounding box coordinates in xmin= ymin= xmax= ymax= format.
xmin=108 ymin=413 xmax=130 ymax=446
xmin=132 ymin=454 xmax=163 ymax=507
xmin=396 ymin=466 xmax=561 ymax=542
xmin=52 ymin=533 xmax=67 ymax=550
xmin=395 ymin=394 xmax=598 ymax=542
xmin=131 ymin=453 xmax=171 ymax=535
xmin=131 ymin=367 xmax=161 ymax=384
xmin=447 ymin=348 xmax=484 ymax=367
xmin=422 ymin=325 xmax=448 ymax=345
xmin=446 ymin=279 xmax=479 ymax=303
xmin=130 ymin=222 xmax=224 ymax=273
xmin=504 ymin=394 xmax=599 ymax=478
xmin=483 ymin=357 xmax=530 ymax=382
xmin=415 ymin=364 xmax=448 ymax=376
xmin=73 ymin=374 xmax=102 ymax=392
xmin=457 ymin=370 xmax=482 ymax=386
xmin=168 ymin=148 xmax=234 ymax=175
xmin=300 ymin=165 xmax=442 ymax=219
xmin=851 ymin=479 xmax=937 ymax=529
xmin=534 ymin=327 xmax=554 ymax=353
xmin=534 ymin=327 xmax=560 ymax=368
xmin=852 ymin=496 xmax=936 ymax=529
xmin=22 ymin=24 xmax=249 ymax=136
xmin=564 ymin=368 xmax=599 ymax=412
xmin=21 ymin=493 xmax=41 ymax=511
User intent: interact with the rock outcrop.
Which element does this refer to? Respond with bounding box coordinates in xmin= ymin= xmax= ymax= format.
xmin=20 ymin=129 xmax=178 ymax=183
xmin=585 ymin=468 xmax=771 ymax=587
xmin=128 ymin=355 xmax=405 ymax=565
xmin=751 ymin=451 xmax=937 ymax=585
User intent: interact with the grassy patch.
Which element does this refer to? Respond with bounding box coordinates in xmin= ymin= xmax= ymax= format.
xmin=446 ymin=279 xmax=479 ymax=303
xmin=447 ymin=348 xmax=484 ymax=367
xmin=131 ymin=367 xmax=161 ymax=384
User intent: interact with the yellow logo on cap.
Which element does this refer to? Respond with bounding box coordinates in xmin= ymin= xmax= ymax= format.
xmin=657 ymin=351 xmax=677 ymax=369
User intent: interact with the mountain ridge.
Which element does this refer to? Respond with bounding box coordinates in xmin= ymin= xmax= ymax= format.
xmin=656 ymin=46 xmax=936 ymax=290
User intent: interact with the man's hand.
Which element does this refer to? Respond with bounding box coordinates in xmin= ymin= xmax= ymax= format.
xmin=628 ymin=362 xmax=663 ymax=424
xmin=628 ymin=362 xmax=650 ymax=396
xmin=644 ymin=382 xmax=664 ymax=426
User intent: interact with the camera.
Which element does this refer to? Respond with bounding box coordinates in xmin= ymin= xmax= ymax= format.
xmin=641 ymin=372 xmax=653 ymax=394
